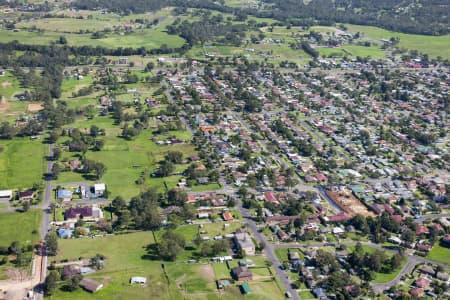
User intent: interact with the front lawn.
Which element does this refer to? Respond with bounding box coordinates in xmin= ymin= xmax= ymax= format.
xmin=427 ymin=244 xmax=450 ymax=265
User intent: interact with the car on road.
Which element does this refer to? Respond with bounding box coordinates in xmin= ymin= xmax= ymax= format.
xmin=285 ymin=291 xmax=292 ymax=298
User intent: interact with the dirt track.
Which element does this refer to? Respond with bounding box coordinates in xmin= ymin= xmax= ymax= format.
xmin=0 ymin=255 xmax=43 ymax=300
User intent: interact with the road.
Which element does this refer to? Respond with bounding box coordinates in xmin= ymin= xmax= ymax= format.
xmin=235 ymin=198 xmax=300 ymax=300
xmin=33 ymin=143 xmax=55 ymax=299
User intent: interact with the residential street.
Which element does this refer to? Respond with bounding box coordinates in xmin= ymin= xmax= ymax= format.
xmin=236 ymin=199 xmax=300 ymax=300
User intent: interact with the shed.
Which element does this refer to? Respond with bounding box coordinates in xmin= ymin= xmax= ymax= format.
xmin=130 ymin=276 xmax=147 ymax=284
xmin=240 ymin=282 xmax=251 ymax=294
xmin=80 ymin=278 xmax=103 ymax=293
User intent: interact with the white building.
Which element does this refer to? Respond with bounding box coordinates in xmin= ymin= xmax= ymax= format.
xmin=94 ymin=183 xmax=106 ymax=197
xmin=0 ymin=190 xmax=13 ymax=201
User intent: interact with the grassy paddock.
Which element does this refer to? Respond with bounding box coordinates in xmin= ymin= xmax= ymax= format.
xmin=0 ymin=210 xmax=42 ymax=247
xmin=0 ymin=138 xmax=46 ymax=189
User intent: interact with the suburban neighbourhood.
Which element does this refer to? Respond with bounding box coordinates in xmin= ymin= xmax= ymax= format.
xmin=0 ymin=0 xmax=448 ymax=300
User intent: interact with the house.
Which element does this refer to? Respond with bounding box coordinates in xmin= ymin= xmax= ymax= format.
xmin=313 ymin=287 xmax=327 ymax=299
xmin=64 ymin=205 xmax=103 ymax=222
xmin=57 ymin=228 xmax=74 ymax=239
xmin=277 ymin=229 xmax=289 ymax=241
xmin=130 ymin=276 xmax=147 ymax=284
xmin=197 ymin=177 xmax=209 ymax=184
xmin=420 ymin=265 xmax=435 ymax=276
xmin=18 ymin=190 xmax=34 ymax=201
xmin=222 ymin=211 xmax=234 ymax=221
xmin=63 ymin=265 xmax=80 ymax=278
xmin=79 ymin=278 xmax=103 ymax=293
xmin=415 ymin=277 xmax=430 ymax=288
xmin=436 ymin=272 xmax=449 ymax=282
xmin=57 ymin=189 xmax=73 ymax=202
xmin=198 ymin=212 xmax=209 ymax=219
xmin=442 ymin=234 xmax=450 ymax=246
xmin=409 ymin=288 xmax=424 ymax=298
xmin=0 ymin=190 xmax=13 ymax=201
xmin=231 ymin=266 xmax=253 ymax=281
xmin=94 ymin=183 xmax=106 ymax=197
xmin=234 ymin=230 xmax=255 ymax=256
xmin=416 ymin=225 xmax=429 ymax=236
xmin=289 ymin=252 xmax=300 ymax=261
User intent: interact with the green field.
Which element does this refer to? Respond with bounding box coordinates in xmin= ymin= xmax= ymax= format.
xmin=51 ymin=231 xmax=285 ymax=300
xmin=427 ymin=244 xmax=450 ymax=265
xmin=0 ymin=210 xmax=42 ymax=247
xmin=347 ymin=245 xmax=407 ymax=284
xmin=0 ymin=28 xmax=185 ymax=49
xmin=345 ymin=24 xmax=450 ymax=59
xmin=317 ymin=45 xmax=385 ymax=58
xmin=0 ymin=138 xmax=46 ymax=189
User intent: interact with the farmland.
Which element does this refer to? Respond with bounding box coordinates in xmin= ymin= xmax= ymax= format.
xmin=345 ymin=24 xmax=450 ymax=59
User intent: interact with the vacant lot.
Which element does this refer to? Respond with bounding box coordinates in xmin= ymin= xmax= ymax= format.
xmin=0 ymin=138 xmax=46 ymax=189
xmin=427 ymin=244 xmax=450 ymax=265
xmin=0 ymin=71 xmax=28 ymax=122
xmin=0 ymin=210 xmax=42 ymax=247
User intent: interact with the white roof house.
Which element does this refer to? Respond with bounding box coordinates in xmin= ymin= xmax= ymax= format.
xmin=130 ymin=276 xmax=147 ymax=284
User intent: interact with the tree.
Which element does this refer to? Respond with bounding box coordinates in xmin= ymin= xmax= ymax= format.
xmin=390 ymin=253 xmax=404 ymax=270
xmin=167 ymin=188 xmax=187 ymax=206
xmin=93 ymin=140 xmax=104 ymax=151
xmin=90 ymin=125 xmax=100 ymax=137
xmin=22 ymin=201 xmax=30 ymax=212
xmin=117 ymin=210 xmax=131 ymax=227
xmin=58 ymin=36 xmax=67 ymax=45
xmin=158 ymin=230 xmax=185 ymax=261
xmin=45 ymin=232 xmax=58 ymax=256
xmin=401 ymin=229 xmax=415 ymax=244
xmin=90 ymin=254 xmax=105 ymax=270
xmin=112 ymin=196 xmax=127 ymax=212
xmin=65 ymin=274 xmax=82 ymax=291
xmin=165 ymin=151 xmax=183 ymax=164
xmin=94 ymin=162 xmax=107 ymax=179
xmin=51 ymin=163 xmax=60 ymax=179
xmin=364 ymin=250 xmax=386 ymax=272
xmin=349 ymin=242 xmax=364 ymax=266
xmin=157 ymin=160 xmax=175 ymax=177
xmin=208 ymin=170 xmax=220 ymax=183
xmin=50 ymin=203 xmax=57 ymax=222
xmin=144 ymin=62 xmax=155 ymax=72
xmin=52 ymin=147 xmax=62 ymax=160
xmin=8 ymin=241 xmax=21 ymax=255
xmin=44 ymin=270 xmax=59 ymax=295
xmin=247 ymin=174 xmax=257 ymax=188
